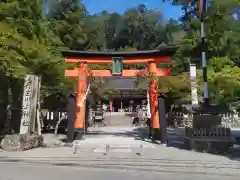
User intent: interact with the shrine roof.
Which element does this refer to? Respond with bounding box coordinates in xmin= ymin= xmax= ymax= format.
xmin=100 ymin=77 xmax=142 ymax=90
xmin=61 ymin=47 xmax=177 ymax=58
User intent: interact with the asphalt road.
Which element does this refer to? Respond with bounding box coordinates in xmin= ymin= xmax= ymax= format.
xmin=0 ymin=162 xmax=239 ymax=180
xmin=1 ymin=114 xmax=240 ymax=180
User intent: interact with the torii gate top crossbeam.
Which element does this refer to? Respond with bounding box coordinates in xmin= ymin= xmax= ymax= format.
xmin=62 ymin=47 xmax=177 ymax=64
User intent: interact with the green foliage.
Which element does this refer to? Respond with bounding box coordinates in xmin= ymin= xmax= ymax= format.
xmin=0 ymin=0 xmax=65 ymax=100
xmin=47 ymin=0 xmax=87 ymax=50
xmin=208 ymin=65 xmax=240 ymax=103
xmin=162 ymin=0 xmax=240 ymax=105
xmin=0 ymin=0 xmax=239 ymax=108
xmin=209 ymin=56 xmax=234 ymax=72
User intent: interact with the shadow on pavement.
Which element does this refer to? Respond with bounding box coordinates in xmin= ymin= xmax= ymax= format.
xmin=82 ymin=126 xmax=240 ymax=161
xmin=43 ymin=116 xmax=240 ymax=162
xmin=165 ymin=128 xmax=240 ymax=162
xmin=81 ymin=126 xmax=186 ymax=148
xmin=124 ymin=113 xmax=137 ymax=118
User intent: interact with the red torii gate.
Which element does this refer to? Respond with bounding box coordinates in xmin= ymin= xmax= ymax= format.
xmin=62 ymin=48 xmax=176 ymax=139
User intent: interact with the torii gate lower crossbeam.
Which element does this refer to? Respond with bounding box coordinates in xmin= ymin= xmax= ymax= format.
xmin=62 ymin=49 xmax=177 ymax=141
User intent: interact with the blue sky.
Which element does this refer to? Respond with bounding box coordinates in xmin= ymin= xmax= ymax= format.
xmin=82 ymin=0 xmax=183 ymax=20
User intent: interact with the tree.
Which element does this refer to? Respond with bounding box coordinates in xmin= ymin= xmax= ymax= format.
xmin=0 ymin=0 xmax=66 ymax=132
xmin=164 ymin=0 xmax=240 ymax=105
xmin=47 ymin=0 xmax=88 ymax=50
xmin=1 ymin=0 xmax=239 ymax=123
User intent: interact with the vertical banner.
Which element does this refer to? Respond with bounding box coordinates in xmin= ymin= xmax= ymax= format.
xmin=146 ymin=90 xmax=151 ymax=118
xmin=197 ymin=0 xmax=207 ymax=14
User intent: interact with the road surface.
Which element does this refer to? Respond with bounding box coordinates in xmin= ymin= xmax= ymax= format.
xmin=0 ymin=161 xmax=239 ymax=180
xmin=1 ymin=114 xmax=240 ymax=180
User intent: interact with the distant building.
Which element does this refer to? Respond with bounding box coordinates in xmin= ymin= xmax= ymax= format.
xmin=101 ymin=77 xmax=147 ymax=112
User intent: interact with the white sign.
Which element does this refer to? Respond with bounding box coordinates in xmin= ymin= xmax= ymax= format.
xmin=189 ymin=64 xmax=199 ymax=106
xmin=189 ymin=64 xmax=196 ymax=78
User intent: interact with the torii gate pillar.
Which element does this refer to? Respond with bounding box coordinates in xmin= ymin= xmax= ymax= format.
xmin=74 ymin=63 xmax=87 ymax=139
xmin=148 ymin=62 xmax=160 ymax=129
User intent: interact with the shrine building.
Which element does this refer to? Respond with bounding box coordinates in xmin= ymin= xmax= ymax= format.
xmin=101 ymin=77 xmax=146 ymax=112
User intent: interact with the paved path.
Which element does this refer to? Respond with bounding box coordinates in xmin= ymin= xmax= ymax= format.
xmin=1 ymin=123 xmax=240 ymax=179
xmin=43 ymin=114 xmax=240 ymax=155
xmin=1 ymin=114 xmax=240 ymax=179
xmin=1 ymin=145 xmax=240 ymax=179
xmin=104 ymin=114 xmax=133 ymax=126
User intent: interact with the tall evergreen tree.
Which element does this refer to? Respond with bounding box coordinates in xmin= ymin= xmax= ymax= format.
xmin=47 ymin=0 xmax=88 ymax=50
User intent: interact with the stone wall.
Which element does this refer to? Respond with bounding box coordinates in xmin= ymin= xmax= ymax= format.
xmin=0 ymin=134 xmax=43 ymax=151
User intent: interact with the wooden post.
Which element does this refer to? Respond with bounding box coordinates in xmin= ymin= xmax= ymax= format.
xmin=158 ymin=96 xmax=167 ymax=144
xmin=74 ymin=63 xmax=87 ymax=139
xmin=66 ymin=90 xmax=76 ymax=143
xmin=148 ymin=62 xmax=160 ymax=140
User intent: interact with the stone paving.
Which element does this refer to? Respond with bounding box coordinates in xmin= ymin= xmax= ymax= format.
xmin=1 ymin=114 xmax=240 ymax=177
xmin=1 ymin=143 xmax=240 ymax=176
xmin=38 ymin=114 xmax=240 ymax=157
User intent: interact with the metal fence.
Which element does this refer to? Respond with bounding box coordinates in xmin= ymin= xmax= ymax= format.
xmin=39 ymin=109 xmax=240 ymax=133
xmin=169 ymin=112 xmax=240 ymax=128
xmin=40 ymin=110 xmax=67 ymax=131
xmin=40 ymin=109 xmax=136 ymax=132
